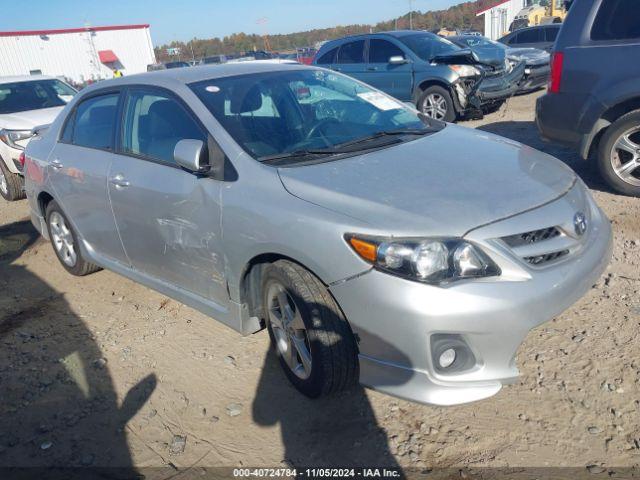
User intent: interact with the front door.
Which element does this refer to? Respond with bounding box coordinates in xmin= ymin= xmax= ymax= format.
xmin=361 ymin=38 xmax=413 ymax=102
xmin=48 ymin=91 xmax=129 ymax=265
xmin=108 ymin=88 xmax=227 ymax=305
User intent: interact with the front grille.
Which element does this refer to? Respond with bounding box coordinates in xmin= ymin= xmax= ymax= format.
xmin=524 ymin=249 xmax=569 ymax=266
xmin=502 ymin=227 xmax=561 ymax=248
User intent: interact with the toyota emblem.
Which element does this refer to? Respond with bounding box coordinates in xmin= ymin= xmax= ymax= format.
xmin=574 ymin=212 xmax=587 ymax=236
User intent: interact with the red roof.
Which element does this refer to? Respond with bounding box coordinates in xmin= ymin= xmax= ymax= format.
xmin=98 ymin=50 xmax=119 ymax=63
xmin=476 ymin=0 xmax=511 ymax=15
xmin=0 ymin=24 xmax=150 ymax=37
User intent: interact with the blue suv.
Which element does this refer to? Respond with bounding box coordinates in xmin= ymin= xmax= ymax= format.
xmin=313 ymin=31 xmax=525 ymax=122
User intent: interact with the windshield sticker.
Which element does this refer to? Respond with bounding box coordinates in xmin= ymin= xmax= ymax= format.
xmin=205 ymin=85 xmax=220 ymax=93
xmin=357 ymin=92 xmax=403 ymax=111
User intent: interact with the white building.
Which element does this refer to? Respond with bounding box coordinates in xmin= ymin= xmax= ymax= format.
xmin=476 ymin=0 xmax=527 ymax=40
xmin=0 ymin=24 xmax=156 ymax=84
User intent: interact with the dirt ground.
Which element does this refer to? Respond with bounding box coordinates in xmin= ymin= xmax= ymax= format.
xmin=1 ymin=89 xmax=639 ymax=476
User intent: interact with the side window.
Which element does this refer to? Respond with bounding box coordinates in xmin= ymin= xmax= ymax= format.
xmin=60 ymin=111 xmax=75 ymax=143
xmin=516 ymin=28 xmax=541 ymax=43
xmin=72 ymin=94 xmax=119 ymax=150
xmin=545 ymin=26 xmax=560 ymax=42
xmin=316 ymin=47 xmax=337 ymax=65
xmin=336 ymin=40 xmax=365 ymax=64
xmin=591 ymin=0 xmax=640 ymax=41
xmin=368 ymin=39 xmax=405 ymax=63
xmin=122 ymin=90 xmax=206 ymax=165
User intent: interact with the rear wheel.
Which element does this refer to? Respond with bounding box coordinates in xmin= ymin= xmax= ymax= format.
xmin=0 ymin=159 xmax=25 ymax=201
xmin=45 ymin=200 xmax=101 ymax=276
xmin=597 ymin=110 xmax=640 ymax=196
xmin=417 ymin=86 xmax=456 ymax=122
xmin=261 ymin=260 xmax=358 ymax=398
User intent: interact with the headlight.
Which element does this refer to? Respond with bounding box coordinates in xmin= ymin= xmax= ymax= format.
xmin=347 ymin=235 xmax=500 ymax=285
xmin=449 ymin=65 xmax=481 ymax=77
xmin=0 ymin=129 xmax=33 ymax=150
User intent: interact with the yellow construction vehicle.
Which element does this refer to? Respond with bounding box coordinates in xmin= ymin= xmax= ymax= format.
xmin=510 ymin=0 xmax=567 ymax=31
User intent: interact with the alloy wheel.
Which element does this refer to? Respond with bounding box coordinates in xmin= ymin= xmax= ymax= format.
xmin=610 ymin=127 xmax=640 ymax=187
xmin=49 ymin=211 xmax=77 ymax=267
xmin=422 ymin=93 xmax=448 ymax=120
xmin=0 ymin=170 xmax=7 ymax=196
xmin=266 ymin=282 xmax=312 ymax=380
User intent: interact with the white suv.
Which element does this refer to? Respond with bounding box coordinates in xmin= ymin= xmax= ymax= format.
xmin=0 ymin=76 xmax=76 ymax=201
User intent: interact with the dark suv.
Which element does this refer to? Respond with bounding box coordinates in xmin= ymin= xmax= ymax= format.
xmin=313 ymin=31 xmax=525 ymax=122
xmin=536 ymin=0 xmax=640 ymax=196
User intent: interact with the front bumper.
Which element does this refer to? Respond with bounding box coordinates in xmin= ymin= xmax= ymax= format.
xmin=474 ymin=61 xmax=526 ymax=104
xmin=330 ymin=185 xmax=612 ymax=406
xmin=518 ymin=63 xmax=549 ymax=93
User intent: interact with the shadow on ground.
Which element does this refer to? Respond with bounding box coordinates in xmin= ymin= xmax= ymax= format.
xmin=477 ymin=120 xmax=611 ymax=193
xmin=0 ymin=219 xmax=156 ymax=473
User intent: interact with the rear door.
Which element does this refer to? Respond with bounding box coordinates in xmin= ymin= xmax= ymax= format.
xmin=361 ymin=37 xmax=413 ymax=101
xmin=107 ymin=86 xmax=227 ymax=305
xmin=332 ymin=39 xmax=367 ymax=79
xmin=48 ymin=91 xmax=129 ymax=265
xmin=510 ymin=27 xmax=543 ymax=49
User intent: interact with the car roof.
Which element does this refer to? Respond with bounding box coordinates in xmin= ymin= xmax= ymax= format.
xmin=78 ymin=62 xmax=313 ymax=93
xmin=321 ymin=30 xmax=435 ymax=45
xmin=0 ymin=75 xmax=58 ymax=85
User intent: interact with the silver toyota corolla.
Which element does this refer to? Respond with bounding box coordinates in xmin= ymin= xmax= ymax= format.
xmin=24 ymin=63 xmax=612 ymax=406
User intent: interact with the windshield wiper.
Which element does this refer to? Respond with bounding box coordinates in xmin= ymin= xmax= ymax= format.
xmin=332 ymin=128 xmax=437 ymax=149
xmin=258 ymin=148 xmax=344 ymax=163
xmin=258 ymin=128 xmax=437 ymax=164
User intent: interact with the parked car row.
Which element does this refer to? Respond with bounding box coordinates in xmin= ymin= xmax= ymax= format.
xmin=313 ymin=31 xmax=526 ymax=122
xmin=2 ymin=5 xmax=633 ymax=406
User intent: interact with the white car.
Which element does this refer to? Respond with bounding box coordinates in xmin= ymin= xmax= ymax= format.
xmin=0 ymin=76 xmax=76 ymax=201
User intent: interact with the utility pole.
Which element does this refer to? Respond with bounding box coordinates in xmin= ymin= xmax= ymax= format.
xmin=409 ymin=0 xmax=414 ymax=29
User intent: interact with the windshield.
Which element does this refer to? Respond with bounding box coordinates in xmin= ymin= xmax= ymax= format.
xmin=401 ymin=34 xmax=460 ymax=61
xmin=190 ymin=69 xmax=441 ymax=161
xmin=0 ymin=79 xmax=76 ymax=114
xmin=459 ymin=37 xmax=506 ymax=50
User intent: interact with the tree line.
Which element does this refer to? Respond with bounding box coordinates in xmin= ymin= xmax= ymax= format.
xmin=155 ymin=1 xmax=483 ymax=62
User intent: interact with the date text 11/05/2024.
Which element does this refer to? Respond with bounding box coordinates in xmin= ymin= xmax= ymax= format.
xmin=233 ymin=468 xmax=402 ymax=478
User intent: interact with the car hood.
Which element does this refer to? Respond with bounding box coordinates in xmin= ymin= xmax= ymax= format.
xmin=506 ymin=47 xmax=550 ymax=66
xmin=0 ymin=106 xmax=64 ymax=130
xmin=278 ymin=125 xmax=576 ymax=237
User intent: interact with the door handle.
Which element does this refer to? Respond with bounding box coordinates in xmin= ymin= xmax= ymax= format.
xmin=331 ymin=66 xmax=342 ymax=71
xmin=366 ymin=67 xmax=377 ymax=71
xmin=51 ymin=159 xmax=63 ymax=170
xmin=109 ymin=174 xmax=130 ymax=188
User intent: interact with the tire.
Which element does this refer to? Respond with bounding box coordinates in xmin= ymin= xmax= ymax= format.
xmin=0 ymin=158 xmax=26 ymax=201
xmin=482 ymin=100 xmax=505 ymax=115
xmin=597 ymin=110 xmax=640 ymax=196
xmin=261 ymin=260 xmax=358 ymax=398
xmin=45 ymin=200 xmax=101 ymax=276
xmin=417 ymin=85 xmax=456 ymax=123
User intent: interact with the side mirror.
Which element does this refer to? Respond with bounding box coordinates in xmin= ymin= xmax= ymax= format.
xmin=389 ymin=55 xmax=407 ymax=65
xmin=174 ymin=139 xmax=209 ymax=173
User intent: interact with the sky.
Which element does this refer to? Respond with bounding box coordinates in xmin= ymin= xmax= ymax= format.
xmin=0 ymin=0 xmax=464 ymax=45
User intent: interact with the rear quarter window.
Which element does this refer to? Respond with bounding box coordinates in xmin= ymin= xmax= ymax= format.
xmin=591 ymin=0 xmax=640 ymax=41
xmin=316 ymin=47 xmax=337 ymax=65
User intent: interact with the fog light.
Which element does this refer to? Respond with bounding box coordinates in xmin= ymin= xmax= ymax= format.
xmin=439 ymin=348 xmax=456 ymax=368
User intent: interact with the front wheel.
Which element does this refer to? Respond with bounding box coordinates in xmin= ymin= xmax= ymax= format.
xmin=0 ymin=159 xmax=26 ymax=201
xmin=417 ymin=86 xmax=456 ymax=122
xmin=262 ymin=260 xmax=358 ymax=398
xmin=597 ymin=110 xmax=640 ymax=196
